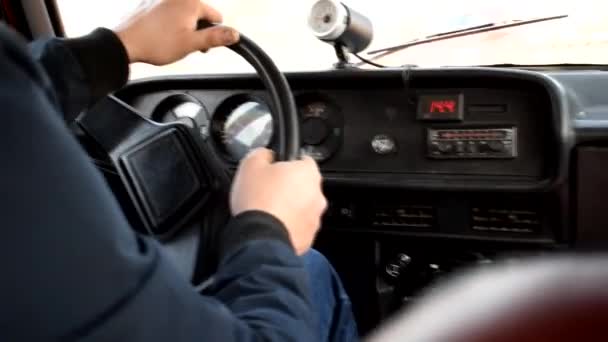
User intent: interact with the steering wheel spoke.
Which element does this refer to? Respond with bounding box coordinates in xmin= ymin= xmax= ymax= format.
xmin=77 ymin=95 xmax=219 ymax=239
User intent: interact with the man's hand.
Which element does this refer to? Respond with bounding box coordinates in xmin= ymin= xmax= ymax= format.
xmin=115 ymin=0 xmax=239 ymax=65
xmin=231 ymin=149 xmax=327 ymax=256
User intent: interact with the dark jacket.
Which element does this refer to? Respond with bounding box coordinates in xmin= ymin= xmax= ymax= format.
xmin=0 ymin=25 xmax=315 ymax=341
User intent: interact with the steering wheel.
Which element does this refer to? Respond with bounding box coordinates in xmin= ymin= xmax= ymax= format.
xmin=75 ymin=22 xmax=300 ymax=275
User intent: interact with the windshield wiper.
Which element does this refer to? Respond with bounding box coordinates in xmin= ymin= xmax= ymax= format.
xmin=367 ymin=14 xmax=568 ymax=58
xmin=477 ymin=63 xmax=608 ymax=70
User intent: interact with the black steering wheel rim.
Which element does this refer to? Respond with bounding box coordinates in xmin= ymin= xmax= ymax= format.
xmin=201 ymin=20 xmax=300 ymax=161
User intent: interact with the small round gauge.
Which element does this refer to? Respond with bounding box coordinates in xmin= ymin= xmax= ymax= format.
xmin=151 ymin=94 xmax=210 ymax=136
xmin=308 ymin=0 xmax=348 ymax=40
xmin=297 ymin=94 xmax=343 ymax=163
xmin=212 ymin=98 xmax=274 ymax=161
xmin=172 ymin=102 xmax=203 ymax=119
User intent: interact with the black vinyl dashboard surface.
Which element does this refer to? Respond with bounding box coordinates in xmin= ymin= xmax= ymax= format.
xmin=85 ymin=66 xmax=608 ymax=302
xmin=116 ymin=68 xmax=577 ymax=192
xmin=80 ymin=67 xmax=608 ymax=306
xmin=106 ymin=67 xmax=608 ymax=248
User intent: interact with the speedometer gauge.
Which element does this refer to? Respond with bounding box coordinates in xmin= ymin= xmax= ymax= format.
xmin=222 ymin=101 xmax=273 ymax=160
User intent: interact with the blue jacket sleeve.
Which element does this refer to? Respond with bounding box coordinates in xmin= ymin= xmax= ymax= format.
xmin=0 ymin=24 xmax=315 ymax=341
xmin=29 ymin=27 xmax=130 ymax=122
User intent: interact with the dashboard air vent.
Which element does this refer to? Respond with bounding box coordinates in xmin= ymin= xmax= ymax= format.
xmin=471 ymin=206 xmax=541 ymax=234
xmin=373 ymin=205 xmax=436 ymax=229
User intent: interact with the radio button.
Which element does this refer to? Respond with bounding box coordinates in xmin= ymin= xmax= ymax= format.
xmin=455 ymin=141 xmax=465 ymax=154
xmin=437 ymin=142 xmax=454 ymax=154
xmin=477 ymin=141 xmax=492 ymax=153
xmin=488 ymin=140 xmax=506 ymax=152
xmin=466 ymin=142 xmax=478 ymax=154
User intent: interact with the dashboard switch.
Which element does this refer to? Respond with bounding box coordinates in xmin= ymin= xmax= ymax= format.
xmin=372 ymin=134 xmax=397 ymax=155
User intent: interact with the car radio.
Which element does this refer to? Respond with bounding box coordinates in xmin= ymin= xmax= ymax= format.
xmin=427 ymin=128 xmax=517 ymax=159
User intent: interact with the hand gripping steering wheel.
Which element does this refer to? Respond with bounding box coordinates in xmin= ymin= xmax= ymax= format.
xmin=75 ymin=22 xmax=300 ymax=255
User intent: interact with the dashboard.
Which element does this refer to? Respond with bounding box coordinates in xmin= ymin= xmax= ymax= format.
xmin=111 ymin=68 xmax=576 ymax=247
xmin=122 ymin=68 xmax=567 ymax=189
xmin=109 ymin=67 xmax=608 ymax=334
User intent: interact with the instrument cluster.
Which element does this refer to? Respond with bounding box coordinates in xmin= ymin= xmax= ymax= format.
xmin=206 ymin=93 xmax=344 ymax=163
xmin=142 ymin=69 xmax=557 ymax=191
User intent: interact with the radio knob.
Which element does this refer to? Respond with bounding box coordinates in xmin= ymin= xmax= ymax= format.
xmin=430 ymin=142 xmax=441 ymax=154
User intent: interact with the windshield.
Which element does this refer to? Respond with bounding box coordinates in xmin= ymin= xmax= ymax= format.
xmin=57 ymin=0 xmax=603 ymax=79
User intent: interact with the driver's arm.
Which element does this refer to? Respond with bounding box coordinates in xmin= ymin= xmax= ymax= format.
xmin=1 ymin=0 xmax=324 ymax=340
xmin=28 ymin=0 xmax=239 ymax=122
xmin=1 ymin=21 xmax=321 ymax=342
xmin=29 ymin=28 xmax=130 ymax=122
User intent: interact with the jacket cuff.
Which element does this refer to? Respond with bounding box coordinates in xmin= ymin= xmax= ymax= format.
xmin=64 ymin=28 xmax=129 ymax=102
xmin=219 ymin=211 xmax=293 ymax=258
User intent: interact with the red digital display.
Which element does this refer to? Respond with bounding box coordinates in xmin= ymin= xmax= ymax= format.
xmin=429 ymin=100 xmax=457 ymax=113
xmin=417 ymin=94 xmax=464 ymax=121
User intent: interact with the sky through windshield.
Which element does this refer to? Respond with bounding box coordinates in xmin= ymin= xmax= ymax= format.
xmin=57 ymin=0 xmax=605 ymax=79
